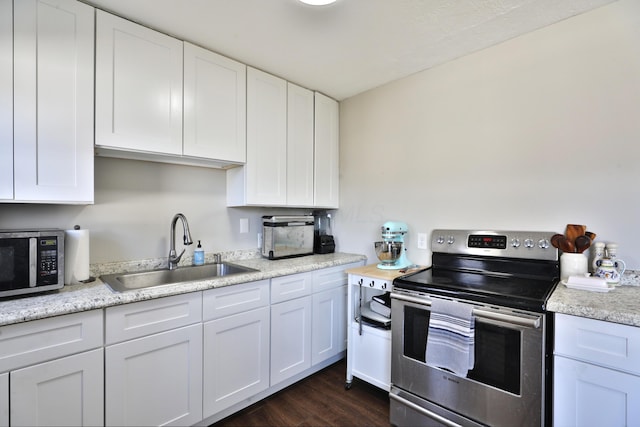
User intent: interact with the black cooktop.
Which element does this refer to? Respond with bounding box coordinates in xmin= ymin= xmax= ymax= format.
xmin=394 ymin=253 xmax=560 ymax=312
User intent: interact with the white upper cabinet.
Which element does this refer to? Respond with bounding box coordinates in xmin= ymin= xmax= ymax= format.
xmin=227 ymin=70 xmax=340 ymax=208
xmin=5 ymin=0 xmax=94 ymax=204
xmin=95 ymin=10 xmax=183 ymax=156
xmin=0 ymin=0 xmax=12 ymax=200
xmin=287 ymin=83 xmax=315 ymax=207
xmin=95 ymin=12 xmax=246 ymax=168
xmin=228 ymin=67 xmax=287 ymax=206
xmin=183 ymin=42 xmax=246 ymax=163
xmin=314 ymin=92 xmax=340 ymax=208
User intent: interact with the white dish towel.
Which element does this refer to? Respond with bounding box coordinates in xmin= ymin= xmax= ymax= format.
xmin=425 ymin=297 xmax=475 ymax=377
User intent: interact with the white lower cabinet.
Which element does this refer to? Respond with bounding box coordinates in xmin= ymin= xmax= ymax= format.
xmin=105 ymin=293 xmax=203 ymax=427
xmin=271 ymin=294 xmax=313 ymax=385
xmin=11 ymin=349 xmax=104 ymax=427
xmin=0 ymin=373 xmax=8 ymax=427
xmin=554 ymin=313 xmax=640 ymax=427
xmin=202 ymin=281 xmax=270 ymax=418
xmin=0 ymin=310 xmax=103 ymax=427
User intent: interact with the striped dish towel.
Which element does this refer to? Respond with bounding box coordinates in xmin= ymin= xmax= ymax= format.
xmin=425 ymin=298 xmax=475 ymax=377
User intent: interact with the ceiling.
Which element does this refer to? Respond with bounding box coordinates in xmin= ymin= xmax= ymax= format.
xmin=84 ymin=0 xmax=617 ymax=101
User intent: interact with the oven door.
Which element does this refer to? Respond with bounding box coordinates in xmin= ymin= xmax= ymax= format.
xmin=390 ymin=290 xmax=547 ymax=427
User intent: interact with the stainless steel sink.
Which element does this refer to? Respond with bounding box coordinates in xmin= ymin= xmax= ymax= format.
xmin=101 ymin=262 xmax=257 ymax=293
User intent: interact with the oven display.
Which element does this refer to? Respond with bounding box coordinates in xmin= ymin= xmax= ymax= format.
xmin=468 ymin=234 xmax=507 ymax=249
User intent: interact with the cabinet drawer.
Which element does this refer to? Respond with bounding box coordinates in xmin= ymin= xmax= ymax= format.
xmin=312 ymin=262 xmax=361 ymax=293
xmin=555 ymin=313 xmax=640 ymax=376
xmin=106 ymin=292 xmax=202 ymax=345
xmin=203 ymin=280 xmax=269 ymax=321
xmin=0 ymin=310 xmax=103 ymax=373
xmin=271 ymin=272 xmax=312 ymax=304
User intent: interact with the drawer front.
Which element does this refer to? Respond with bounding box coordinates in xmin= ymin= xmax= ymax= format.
xmin=312 ymin=262 xmax=362 ymax=293
xmin=271 ymin=272 xmax=312 ymax=304
xmin=0 ymin=310 xmax=103 ymax=372
xmin=106 ymin=292 xmax=202 ymax=345
xmin=555 ymin=313 xmax=640 ymax=376
xmin=203 ymin=280 xmax=269 ymax=321
xmin=351 ymin=274 xmax=392 ymax=292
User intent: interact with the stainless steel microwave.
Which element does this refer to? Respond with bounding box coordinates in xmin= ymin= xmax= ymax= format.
xmin=0 ymin=229 xmax=65 ymax=298
xmin=262 ymin=216 xmax=314 ymax=260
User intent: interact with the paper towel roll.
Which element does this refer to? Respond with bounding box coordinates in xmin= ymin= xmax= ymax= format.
xmin=65 ymin=228 xmax=90 ymax=284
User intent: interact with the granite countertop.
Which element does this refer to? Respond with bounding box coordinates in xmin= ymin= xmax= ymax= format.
xmin=0 ymin=251 xmax=366 ymax=327
xmin=547 ymin=270 xmax=640 ymax=327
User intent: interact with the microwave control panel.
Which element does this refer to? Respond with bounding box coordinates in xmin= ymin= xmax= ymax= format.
xmin=38 ymin=236 xmax=59 ymax=284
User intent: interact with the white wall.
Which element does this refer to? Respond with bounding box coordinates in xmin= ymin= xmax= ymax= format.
xmin=0 ymin=157 xmax=296 ymax=263
xmin=336 ymin=0 xmax=640 ymax=269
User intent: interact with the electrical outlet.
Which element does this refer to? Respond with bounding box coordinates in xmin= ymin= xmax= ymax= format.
xmin=417 ymin=233 xmax=428 ymax=249
xmin=239 ymin=218 xmax=249 ymax=233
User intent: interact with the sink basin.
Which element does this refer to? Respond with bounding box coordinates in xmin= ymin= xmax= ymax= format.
xmin=101 ymin=262 xmax=257 ymax=293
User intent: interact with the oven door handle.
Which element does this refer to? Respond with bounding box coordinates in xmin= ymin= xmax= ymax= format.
xmin=391 ymin=292 xmax=541 ymax=329
xmin=389 ymin=390 xmax=463 ymax=427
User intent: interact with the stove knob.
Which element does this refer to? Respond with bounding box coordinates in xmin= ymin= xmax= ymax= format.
xmin=436 ymin=235 xmax=445 ymax=244
xmin=538 ymin=238 xmax=550 ymax=249
xmin=511 ymin=238 xmax=521 ymax=248
xmin=524 ymin=238 xmax=535 ymax=248
xmin=447 ymin=235 xmax=455 ymax=244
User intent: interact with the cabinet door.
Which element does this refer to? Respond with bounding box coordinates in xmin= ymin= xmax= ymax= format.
xmin=10 ymin=349 xmax=104 ymax=427
xmin=0 ymin=373 xmax=7 ymax=427
xmin=312 ymin=285 xmax=347 ymax=365
xmin=554 ymin=356 xmax=640 ymax=427
xmin=105 ymin=324 xmax=203 ymax=427
xmin=183 ymin=42 xmax=246 ymax=163
xmin=13 ymin=0 xmax=94 ymax=203
xmin=314 ymin=92 xmax=340 ymax=208
xmin=245 ymin=67 xmax=287 ymax=205
xmin=203 ymin=307 xmax=270 ymax=417
xmin=96 ymin=10 xmax=183 ymax=155
xmin=0 ymin=0 xmax=12 ymax=201
xmin=286 ymin=83 xmax=314 ymax=207
xmin=271 ymin=296 xmax=312 ymax=385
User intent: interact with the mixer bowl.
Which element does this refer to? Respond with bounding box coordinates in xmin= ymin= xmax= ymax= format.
xmin=375 ymin=241 xmax=403 ymax=265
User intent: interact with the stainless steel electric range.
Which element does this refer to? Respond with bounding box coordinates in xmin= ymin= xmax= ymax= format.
xmin=390 ymin=229 xmax=559 ymax=427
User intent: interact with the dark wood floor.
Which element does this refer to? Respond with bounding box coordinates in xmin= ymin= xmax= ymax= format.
xmin=212 ymin=358 xmax=390 ymax=427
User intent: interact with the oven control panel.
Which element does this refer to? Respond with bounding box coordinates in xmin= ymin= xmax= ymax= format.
xmin=432 ymin=229 xmax=558 ymax=261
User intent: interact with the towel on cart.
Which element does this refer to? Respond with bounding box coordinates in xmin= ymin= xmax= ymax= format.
xmin=425 ymin=297 xmax=475 ymax=377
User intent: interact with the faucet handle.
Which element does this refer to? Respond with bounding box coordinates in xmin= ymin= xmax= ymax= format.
xmin=214 ymin=253 xmax=222 ymax=263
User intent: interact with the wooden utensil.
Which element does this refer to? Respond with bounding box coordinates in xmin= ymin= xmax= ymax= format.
xmin=565 ymin=224 xmax=587 ymax=245
xmin=557 ymin=235 xmax=576 ymax=253
xmin=585 ymin=231 xmax=596 ymax=241
xmin=575 ymin=235 xmax=592 ymax=253
xmin=550 ymin=234 xmax=564 ymax=249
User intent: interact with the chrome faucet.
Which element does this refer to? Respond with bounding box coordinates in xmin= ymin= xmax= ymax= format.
xmin=168 ymin=213 xmax=193 ymax=270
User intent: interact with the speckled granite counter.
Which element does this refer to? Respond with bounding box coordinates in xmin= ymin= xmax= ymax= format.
xmin=0 ymin=251 xmax=366 ymax=327
xmin=547 ymin=270 xmax=640 ymax=327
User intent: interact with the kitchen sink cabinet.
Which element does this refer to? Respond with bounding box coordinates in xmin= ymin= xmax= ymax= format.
xmin=202 ymin=280 xmax=270 ymax=418
xmin=104 ymin=293 xmax=203 ymax=427
xmin=2 ymin=0 xmax=94 ymax=204
xmin=554 ymin=313 xmax=640 ymax=427
xmin=0 ymin=310 xmax=104 ymax=427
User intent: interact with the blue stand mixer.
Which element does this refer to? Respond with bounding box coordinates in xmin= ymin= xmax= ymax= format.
xmin=375 ymin=221 xmax=412 ymax=270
